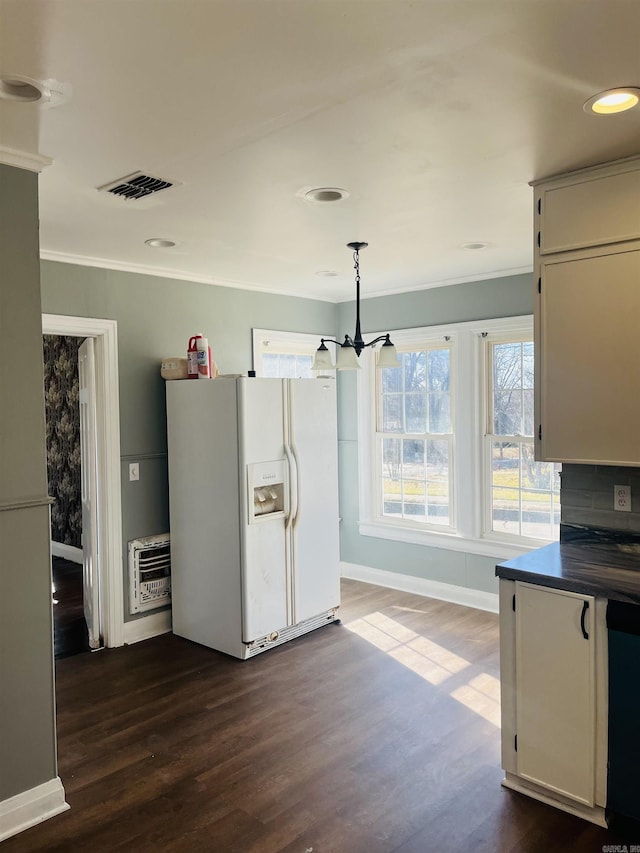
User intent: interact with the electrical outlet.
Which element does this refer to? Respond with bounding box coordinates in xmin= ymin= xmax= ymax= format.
xmin=129 ymin=462 xmax=140 ymax=482
xmin=614 ymin=484 xmax=631 ymax=512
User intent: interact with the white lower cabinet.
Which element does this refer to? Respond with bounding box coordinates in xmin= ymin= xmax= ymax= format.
xmin=499 ymin=579 xmax=608 ymax=826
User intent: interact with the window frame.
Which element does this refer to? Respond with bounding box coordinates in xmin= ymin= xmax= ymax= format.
xmin=358 ymin=315 xmax=552 ymax=559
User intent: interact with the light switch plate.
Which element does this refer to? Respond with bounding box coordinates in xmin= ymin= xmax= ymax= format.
xmin=129 ymin=462 xmax=140 ymax=482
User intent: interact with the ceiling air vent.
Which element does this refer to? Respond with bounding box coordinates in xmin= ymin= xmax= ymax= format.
xmin=98 ymin=171 xmax=176 ymax=201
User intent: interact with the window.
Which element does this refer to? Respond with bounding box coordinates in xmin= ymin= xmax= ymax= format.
xmin=263 ymin=351 xmax=314 ymax=378
xmin=485 ymin=337 xmax=560 ymax=541
xmin=378 ymin=344 xmax=453 ymax=529
xmin=358 ymin=316 xmax=558 ymax=559
xmin=252 ymin=329 xmax=332 ymax=378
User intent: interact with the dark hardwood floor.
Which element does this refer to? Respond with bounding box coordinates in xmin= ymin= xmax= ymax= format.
xmin=5 ymin=579 xmax=638 ymax=851
xmin=52 ymin=557 xmax=90 ymax=659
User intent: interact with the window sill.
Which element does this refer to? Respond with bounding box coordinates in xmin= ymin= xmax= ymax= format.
xmin=358 ymin=520 xmax=546 ymax=560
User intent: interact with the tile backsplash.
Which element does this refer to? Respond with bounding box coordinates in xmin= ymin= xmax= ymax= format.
xmin=561 ymin=464 xmax=640 ymax=533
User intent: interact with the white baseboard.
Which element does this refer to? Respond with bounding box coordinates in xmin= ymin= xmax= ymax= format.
xmin=123 ymin=608 xmax=172 ymax=645
xmin=51 ymin=541 xmax=83 ymax=564
xmin=0 ymin=777 xmax=69 ymax=843
xmin=340 ymin=562 xmax=499 ymax=613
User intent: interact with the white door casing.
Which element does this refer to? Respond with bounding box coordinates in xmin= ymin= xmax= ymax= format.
xmin=78 ymin=337 xmax=101 ymax=648
xmin=42 ymin=314 xmax=124 ymax=647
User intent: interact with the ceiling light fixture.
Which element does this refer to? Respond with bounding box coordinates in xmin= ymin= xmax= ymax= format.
xmin=461 ymin=241 xmax=489 ymax=250
xmin=303 ymin=187 xmax=349 ymax=203
xmin=144 ymin=238 xmax=176 ymax=248
xmin=583 ymin=87 xmax=640 ymax=115
xmin=0 ymin=73 xmax=48 ymax=102
xmin=312 ymin=242 xmax=400 ymax=372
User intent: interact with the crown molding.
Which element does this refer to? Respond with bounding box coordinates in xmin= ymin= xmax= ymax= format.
xmin=341 ymin=265 xmax=534 ymax=302
xmin=39 ymin=250 xmax=339 ymax=303
xmin=0 ymin=146 xmax=52 ymax=172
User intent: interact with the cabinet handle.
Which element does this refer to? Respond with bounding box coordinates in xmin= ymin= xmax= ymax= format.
xmin=580 ymin=600 xmax=589 ymax=640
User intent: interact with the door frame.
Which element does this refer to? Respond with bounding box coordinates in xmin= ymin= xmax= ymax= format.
xmin=43 ymin=314 xmax=124 ymax=647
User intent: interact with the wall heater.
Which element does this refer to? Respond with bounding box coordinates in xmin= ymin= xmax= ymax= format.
xmin=128 ymin=533 xmax=171 ymax=614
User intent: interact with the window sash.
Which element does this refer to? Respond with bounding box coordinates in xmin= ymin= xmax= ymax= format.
xmin=374 ymin=341 xmax=455 ymax=532
xmin=483 ymin=335 xmax=560 ymax=542
xmin=375 ymin=432 xmax=454 ymax=529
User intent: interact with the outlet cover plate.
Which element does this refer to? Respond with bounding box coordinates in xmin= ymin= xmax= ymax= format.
xmin=614 ymin=484 xmax=631 ymax=512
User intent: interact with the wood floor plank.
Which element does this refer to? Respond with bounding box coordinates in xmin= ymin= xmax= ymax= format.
xmin=3 ymin=578 xmax=636 ymax=852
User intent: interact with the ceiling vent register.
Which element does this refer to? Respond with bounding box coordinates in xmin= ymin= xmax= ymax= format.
xmin=98 ymin=171 xmax=175 ymax=200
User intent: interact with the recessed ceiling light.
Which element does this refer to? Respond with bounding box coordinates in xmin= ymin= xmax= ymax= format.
xmin=145 ymin=238 xmax=176 ymax=248
xmin=461 ymin=241 xmax=489 ymax=250
xmin=0 ymin=73 xmax=48 ymax=102
xmin=583 ymin=88 xmax=640 ymax=115
xmin=315 ymin=270 xmax=339 ymax=277
xmin=301 ymin=187 xmax=349 ymax=203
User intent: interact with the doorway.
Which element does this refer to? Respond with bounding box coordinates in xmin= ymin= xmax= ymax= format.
xmin=42 ymin=314 xmax=124 ymax=649
xmin=43 ymin=333 xmax=90 ymax=656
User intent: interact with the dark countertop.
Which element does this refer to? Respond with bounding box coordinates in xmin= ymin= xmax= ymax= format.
xmin=496 ymin=541 xmax=640 ymax=604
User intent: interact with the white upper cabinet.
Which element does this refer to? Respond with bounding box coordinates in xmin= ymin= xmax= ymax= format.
xmin=538 ymin=165 xmax=640 ymax=254
xmin=533 ymin=156 xmax=640 ymax=465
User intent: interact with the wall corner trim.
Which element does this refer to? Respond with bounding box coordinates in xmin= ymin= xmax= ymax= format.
xmin=0 ymin=777 xmax=69 ymax=843
xmin=123 ymin=609 xmax=172 ymax=645
xmin=340 ymin=562 xmax=499 ymax=613
xmin=0 ymin=146 xmax=53 ymax=173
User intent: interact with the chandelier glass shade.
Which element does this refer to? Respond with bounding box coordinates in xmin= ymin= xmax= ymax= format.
xmin=312 ymin=242 xmax=400 ymax=372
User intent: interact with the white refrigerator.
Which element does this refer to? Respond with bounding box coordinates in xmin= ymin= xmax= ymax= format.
xmin=166 ymin=377 xmax=341 ymax=659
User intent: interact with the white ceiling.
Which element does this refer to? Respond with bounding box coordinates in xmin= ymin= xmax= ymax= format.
xmin=1 ymin=0 xmax=639 ymax=302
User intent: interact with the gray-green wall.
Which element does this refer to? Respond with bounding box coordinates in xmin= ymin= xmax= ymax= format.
xmin=337 ymin=273 xmax=534 ymax=595
xmin=0 ymin=165 xmax=57 ymax=800
xmin=40 ymin=262 xmax=533 ymax=621
xmin=40 ymin=261 xmax=338 ymax=619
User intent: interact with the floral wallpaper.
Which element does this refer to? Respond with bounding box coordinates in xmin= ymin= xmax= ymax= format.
xmin=43 ymin=334 xmax=84 ymax=548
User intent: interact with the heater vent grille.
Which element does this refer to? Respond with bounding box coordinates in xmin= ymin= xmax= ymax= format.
xmin=128 ymin=534 xmax=171 ymax=614
xmin=98 ymin=171 xmax=175 ymax=200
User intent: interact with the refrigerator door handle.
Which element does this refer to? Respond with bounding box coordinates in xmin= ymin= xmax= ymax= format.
xmin=284 ymin=442 xmax=297 ymax=528
xmin=290 ymin=441 xmax=302 ymax=529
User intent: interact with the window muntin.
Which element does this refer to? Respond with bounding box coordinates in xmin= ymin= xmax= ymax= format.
xmin=486 ymin=339 xmax=560 ymax=542
xmin=376 ymin=345 xmax=453 ymax=529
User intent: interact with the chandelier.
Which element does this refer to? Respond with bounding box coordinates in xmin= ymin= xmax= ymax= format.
xmin=312 ymin=242 xmax=400 ymax=371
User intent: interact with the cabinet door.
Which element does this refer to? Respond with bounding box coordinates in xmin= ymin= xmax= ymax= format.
xmin=539 ymin=167 xmax=640 ymax=254
xmin=515 ymin=583 xmax=595 ymax=806
xmin=537 ymin=247 xmax=640 ymax=464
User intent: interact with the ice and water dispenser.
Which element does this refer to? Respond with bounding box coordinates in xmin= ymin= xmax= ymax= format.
xmin=247 ymin=460 xmax=287 ymax=522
